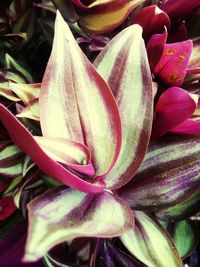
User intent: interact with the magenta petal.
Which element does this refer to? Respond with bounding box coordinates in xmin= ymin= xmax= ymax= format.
xmin=170 ymin=119 xmax=200 ymax=135
xmin=154 ymin=40 xmax=193 ymax=86
xmin=0 ymin=104 xmax=103 ymax=193
xmin=151 ymin=87 xmax=198 ymax=139
xmin=147 ymin=29 xmax=167 ymax=72
xmin=131 ymin=5 xmax=170 ymax=38
xmin=161 ymin=0 xmax=200 ymax=23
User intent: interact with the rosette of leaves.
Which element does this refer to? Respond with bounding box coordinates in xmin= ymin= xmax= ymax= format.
xmin=0 ymin=9 xmax=199 ymax=267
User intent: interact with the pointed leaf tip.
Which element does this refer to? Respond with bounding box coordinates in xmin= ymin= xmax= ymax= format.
xmin=94 ymin=24 xmax=153 ymax=189
xmin=121 ymin=211 xmax=182 ymax=267
xmin=24 ymin=187 xmax=134 ymax=261
xmin=40 ymin=10 xmax=122 ymax=177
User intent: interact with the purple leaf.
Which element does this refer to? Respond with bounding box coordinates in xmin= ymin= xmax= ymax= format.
xmin=0 ymin=223 xmax=43 ymax=267
xmin=119 ymin=135 xmax=200 ymax=211
xmin=89 ymin=239 xmax=144 ymax=267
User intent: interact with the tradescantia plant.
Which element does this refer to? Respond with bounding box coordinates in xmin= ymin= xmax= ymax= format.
xmin=0 ymin=1 xmax=200 ymax=267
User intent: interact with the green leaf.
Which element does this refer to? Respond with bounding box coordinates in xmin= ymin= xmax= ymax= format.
xmin=5 ymin=54 xmax=33 ymax=83
xmin=155 ymin=189 xmax=200 ymax=220
xmin=171 ymin=220 xmax=199 ymax=259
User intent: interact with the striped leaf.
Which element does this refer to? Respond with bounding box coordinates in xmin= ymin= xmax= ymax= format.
xmin=24 ymin=187 xmax=134 ymax=262
xmin=0 ymin=140 xmax=23 ymax=178
xmin=119 ymin=135 xmax=200 ymax=211
xmin=121 ymin=211 xmax=182 ymax=267
xmin=94 ymin=25 xmax=153 ymax=189
xmin=40 ymin=11 xmax=122 ymax=177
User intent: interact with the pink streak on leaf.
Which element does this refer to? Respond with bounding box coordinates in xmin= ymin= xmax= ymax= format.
xmin=151 ymin=87 xmax=198 ymax=139
xmin=0 ymin=104 xmax=104 ymax=193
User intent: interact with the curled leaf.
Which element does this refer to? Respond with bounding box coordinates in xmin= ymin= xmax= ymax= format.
xmin=0 ymin=104 xmax=103 ymax=193
xmin=77 ymin=0 xmax=145 ymax=34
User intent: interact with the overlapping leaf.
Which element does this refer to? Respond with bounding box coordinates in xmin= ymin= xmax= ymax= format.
xmin=89 ymin=239 xmax=143 ymax=267
xmin=9 ymin=83 xmax=40 ymax=105
xmin=160 ymin=0 xmax=200 ymax=23
xmin=0 ymin=104 xmax=103 ymax=193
